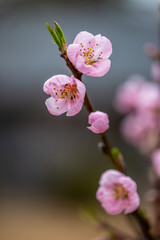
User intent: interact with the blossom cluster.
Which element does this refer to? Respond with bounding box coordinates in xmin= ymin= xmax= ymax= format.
xmin=115 ymin=74 xmax=160 ymax=154
xmin=43 ymin=31 xmax=111 ymax=133
xmin=114 ymin=43 xmax=160 ymax=179
xmin=44 ymin=28 xmax=140 ymax=218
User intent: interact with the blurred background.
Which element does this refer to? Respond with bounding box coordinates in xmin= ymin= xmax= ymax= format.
xmin=0 ymin=0 xmax=160 ymax=239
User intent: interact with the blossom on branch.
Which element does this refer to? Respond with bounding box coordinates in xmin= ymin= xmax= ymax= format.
xmin=87 ymin=111 xmax=109 ymax=134
xmin=115 ymin=74 xmax=160 ymax=153
xmin=96 ymin=170 xmax=140 ymax=215
xmin=114 ymin=74 xmax=146 ymax=114
xmin=67 ymin=31 xmax=112 ymax=77
xmin=43 ymin=75 xmax=86 ymax=116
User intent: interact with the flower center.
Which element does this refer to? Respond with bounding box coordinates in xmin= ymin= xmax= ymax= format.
xmin=53 ymin=83 xmax=78 ymax=107
xmin=79 ymin=42 xmax=103 ymax=65
xmin=113 ymin=183 xmax=129 ymax=200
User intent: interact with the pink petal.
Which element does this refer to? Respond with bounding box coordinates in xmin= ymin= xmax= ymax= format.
xmin=73 ymin=31 xmax=94 ymax=45
xmin=88 ymin=59 xmax=111 ymax=77
xmin=66 ymin=100 xmax=83 ymax=116
xmin=75 ymin=78 xmax=86 ymax=99
xmin=119 ymin=176 xmax=137 ymax=193
xmin=45 ymin=97 xmax=68 ymax=116
xmin=99 ymin=170 xmax=124 ymax=187
xmin=56 ymin=74 xmax=71 ymax=85
xmin=102 ymin=198 xmax=125 ymax=215
xmin=87 ymin=125 xmax=100 ymax=134
xmin=94 ymin=34 xmax=112 ymax=58
xmin=124 ymin=193 xmax=140 ymax=214
xmin=93 ymin=118 xmax=109 ymax=132
xmin=87 ymin=118 xmax=108 ymax=134
xmin=75 ymin=54 xmax=92 ymax=74
xmin=43 ymin=75 xmax=70 ymax=95
xmin=67 ymin=44 xmax=79 ymax=65
xmin=88 ymin=111 xmax=108 ymax=125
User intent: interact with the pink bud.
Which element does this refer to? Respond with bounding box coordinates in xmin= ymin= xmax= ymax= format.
xmin=87 ymin=111 xmax=109 ymax=134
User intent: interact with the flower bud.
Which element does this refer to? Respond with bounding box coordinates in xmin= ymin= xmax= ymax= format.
xmin=87 ymin=111 xmax=109 ymax=134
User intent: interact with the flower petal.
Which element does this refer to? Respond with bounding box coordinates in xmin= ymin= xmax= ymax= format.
xmin=102 ymin=198 xmax=125 ymax=215
xmin=91 ymin=118 xmax=109 ymax=133
xmin=66 ymin=99 xmax=83 ymax=116
xmin=99 ymin=170 xmax=124 ymax=187
xmin=45 ymin=97 xmax=68 ymax=116
xmin=119 ymin=176 xmax=137 ymax=193
xmin=67 ymin=44 xmax=79 ymax=65
xmin=94 ymin=34 xmax=112 ymax=58
xmin=73 ymin=31 xmax=94 ymax=45
xmin=124 ymin=193 xmax=140 ymax=214
xmin=88 ymin=59 xmax=111 ymax=77
xmin=88 ymin=111 xmax=108 ymax=125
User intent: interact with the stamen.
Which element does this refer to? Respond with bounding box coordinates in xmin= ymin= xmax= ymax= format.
xmin=80 ymin=42 xmax=103 ymax=65
xmin=113 ymin=183 xmax=128 ymax=200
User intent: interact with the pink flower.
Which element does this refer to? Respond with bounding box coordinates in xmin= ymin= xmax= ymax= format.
xmin=87 ymin=111 xmax=109 ymax=134
xmin=121 ymin=113 xmax=155 ymax=145
xmin=96 ymin=170 xmax=140 ymax=215
xmin=114 ymin=74 xmax=146 ymax=113
xmin=151 ymin=148 xmax=160 ymax=177
xmin=136 ymin=82 xmax=160 ymax=113
xmin=121 ymin=113 xmax=159 ymax=154
xmin=67 ymin=31 xmax=112 ymax=77
xmin=151 ymin=61 xmax=160 ymax=82
xmin=43 ymin=75 xmax=86 ymax=116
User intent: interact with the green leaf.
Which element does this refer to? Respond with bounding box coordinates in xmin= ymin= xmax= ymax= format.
xmin=46 ymin=22 xmax=61 ymax=48
xmin=46 ymin=21 xmax=67 ymax=52
xmin=54 ymin=21 xmax=66 ymax=44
